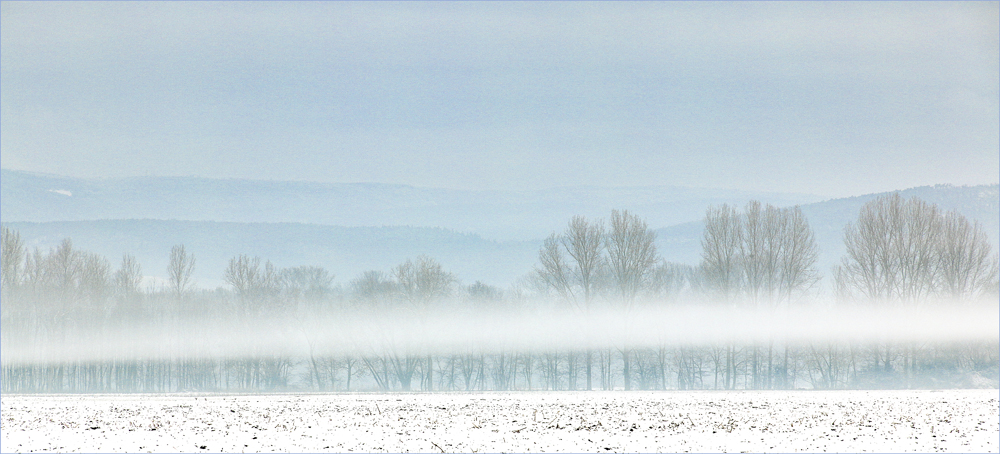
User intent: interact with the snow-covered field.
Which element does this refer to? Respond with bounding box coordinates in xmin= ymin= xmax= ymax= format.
xmin=2 ymin=390 xmax=997 ymax=453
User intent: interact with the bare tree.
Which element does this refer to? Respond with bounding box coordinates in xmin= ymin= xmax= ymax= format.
xmin=837 ymin=193 xmax=942 ymax=305
xmin=701 ymin=202 xmax=819 ymax=389
xmin=563 ymin=216 xmax=606 ymax=310
xmin=110 ymin=253 xmax=144 ymax=386
xmin=779 ymin=206 xmax=820 ymax=300
xmin=224 ymin=255 xmax=280 ymax=316
xmin=0 ymin=227 xmax=28 ymax=390
xmin=774 ymin=206 xmax=819 ymax=389
xmin=606 ymin=209 xmax=659 ymax=307
xmin=605 ymin=209 xmax=658 ymax=391
xmin=223 ymin=255 xmax=283 ymax=389
xmin=833 ymin=194 xmax=999 ymax=384
xmin=281 ymin=265 xmax=335 ymax=390
xmin=700 ymin=204 xmax=743 ymax=303
xmin=281 ymin=266 xmax=335 ymax=307
xmin=466 ymin=281 xmax=503 ymax=306
xmin=393 ymin=255 xmax=456 ymax=311
xmin=167 ymin=245 xmax=195 ymax=299
xmin=937 ymin=211 xmax=998 ymax=301
xmin=536 ymin=233 xmax=574 ymax=301
xmin=741 ymin=203 xmax=819 ymax=388
xmin=702 ymin=202 xmax=819 ymax=303
xmin=535 ymin=229 xmax=585 ymax=390
xmin=741 ymin=201 xmax=769 ymax=305
xmin=114 ymin=254 xmax=143 ymax=300
xmin=350 ymin=270 xmax=396 ymax=307
xmin=647 ymin=261 xmax=691 ymax=300
xmin=350 ymin=270 xmax=399 ymax=390
xmin=561 ymin=216 xmax=605 ymax=391
xmin=50 ymin=239 xmax=78 ymax=291
xmin=392 ymin=255 xmax=456 ymax=391
xmin=1 ymin=227 xmax=25 ymax=296
xmin=78 ymin=252 xmax=111 ymax=310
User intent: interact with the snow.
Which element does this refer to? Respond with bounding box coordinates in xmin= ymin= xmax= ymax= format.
xmin=2 ymin=390 xmax=997 ymax=453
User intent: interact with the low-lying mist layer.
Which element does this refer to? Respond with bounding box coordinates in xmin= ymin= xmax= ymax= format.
xmin=3 ymin=299 xmax=996 ymax=366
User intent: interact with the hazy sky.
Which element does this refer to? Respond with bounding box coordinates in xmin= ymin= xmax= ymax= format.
xmin=2 ymin=2 xmax=997 ymax=197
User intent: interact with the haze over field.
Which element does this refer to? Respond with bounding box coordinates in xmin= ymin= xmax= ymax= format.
xmin=1 ymin=0 xmax=998 ymax=415
xmin=1 ymin=9 xmax=999 ymax=454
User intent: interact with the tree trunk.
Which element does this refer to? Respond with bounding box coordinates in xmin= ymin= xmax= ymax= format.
xmin=346 ymin=359 xmax=353 ymax=392
xmin=586 ymin=350 xmax=593 ymax=391
xmin=767 ymin=342 xmax=773 ymax=390
xmin=782 ymin=347 xmax=789 ymax=389
xmin=622 ymin=348 xmax=631 ymax=391
xmin=426 ymin=354 xmax=433 ymax=391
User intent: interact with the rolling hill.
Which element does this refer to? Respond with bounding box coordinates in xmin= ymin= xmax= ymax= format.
xmin=0 ymin=169 xmax=820 ymax=241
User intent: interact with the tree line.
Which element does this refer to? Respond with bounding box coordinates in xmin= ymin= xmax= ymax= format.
xmin=1 ymin=194 xmax=996 ymax=392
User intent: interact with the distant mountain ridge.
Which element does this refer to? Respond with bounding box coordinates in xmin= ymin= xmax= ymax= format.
xmin=0 ymin=169 xmax=821 ymax=241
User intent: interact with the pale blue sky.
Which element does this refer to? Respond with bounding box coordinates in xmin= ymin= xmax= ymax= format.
xmin=2 ymin=1 xmax=997 ymax=197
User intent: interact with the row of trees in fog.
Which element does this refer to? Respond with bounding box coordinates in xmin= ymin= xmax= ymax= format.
xmin=836 ymin=194 xmax=998 ymax=304
xmin=1 ymin=194 xmax=997 ymax=393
